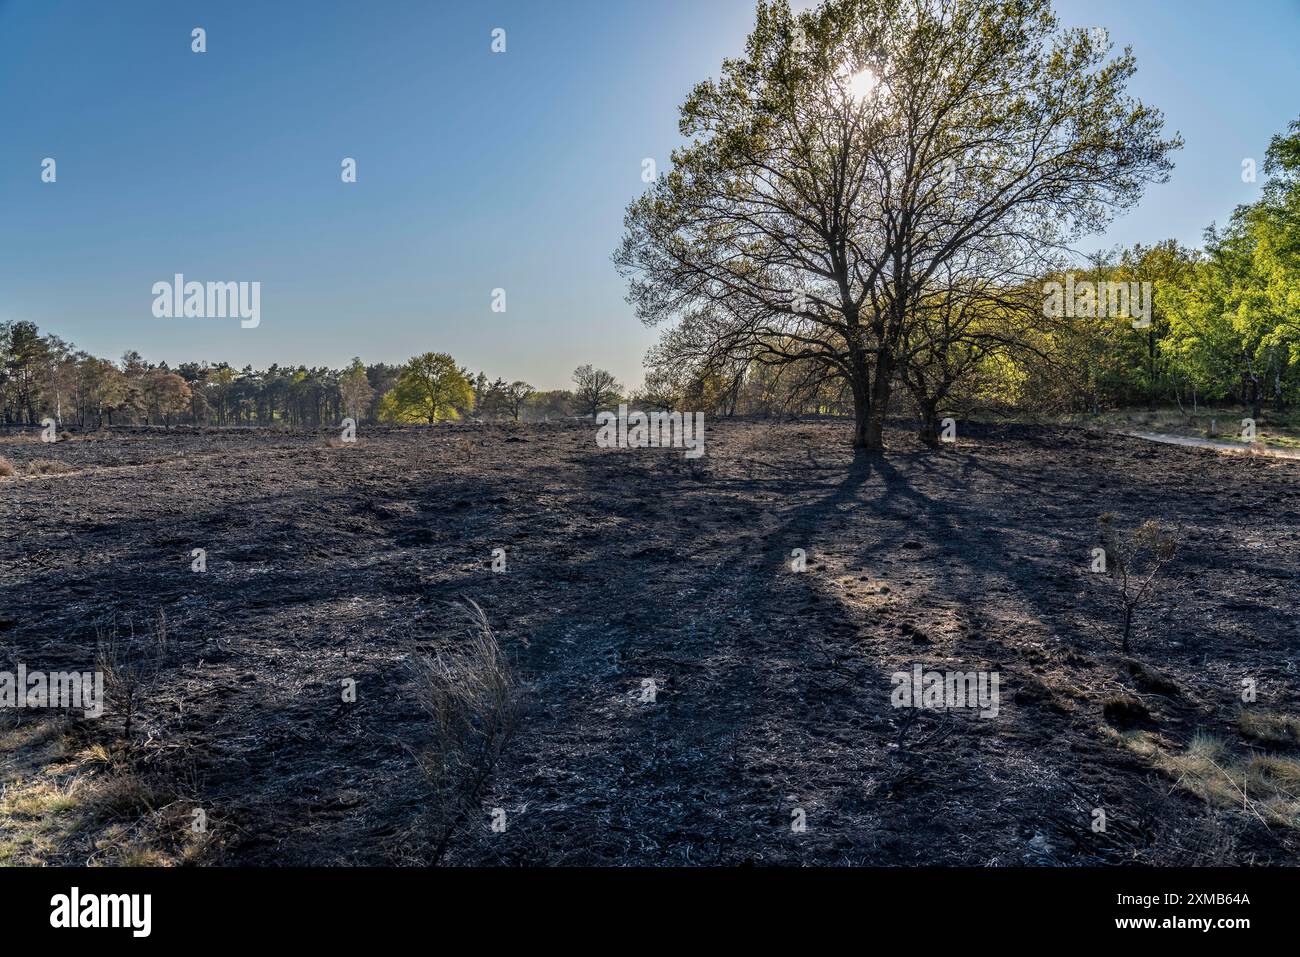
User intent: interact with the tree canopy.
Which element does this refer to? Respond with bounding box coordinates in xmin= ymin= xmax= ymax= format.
xmin=616 ymin=0 xmax=1179 ymax=448
xmin=377 ymin=352 xmax=474 ymax=424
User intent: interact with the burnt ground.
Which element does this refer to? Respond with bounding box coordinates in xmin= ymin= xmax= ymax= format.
xmin=1 ymin=419 xmax=1298 ymax=866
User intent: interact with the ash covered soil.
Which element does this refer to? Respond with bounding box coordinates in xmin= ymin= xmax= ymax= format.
xmin=2 ymin=420 xmax=1299 ymax=866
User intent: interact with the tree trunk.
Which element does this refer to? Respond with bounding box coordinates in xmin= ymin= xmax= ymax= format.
xmin=851 ymin=383 xmax=871 ymax=449
xmin=918 ymin=402 xmax=940 ymax=446
xmin=1147 ymin=327 xmax=1157 ymax=410
xmin=861 ymin=352 xmax=893 ymax=450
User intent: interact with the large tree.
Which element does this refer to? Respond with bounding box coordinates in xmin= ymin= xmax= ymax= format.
xmin=143 ymin=369 xmax=193 ymax=427
xmin=572 ymin=365 xmax=622 ymax=418
xmin=502 ymin=380 xmax=534 ymax=422
xmin=379 ymin=352 xmax=473 ymax=424
xmin=616 ymin=0 xmax=1179 ymax=449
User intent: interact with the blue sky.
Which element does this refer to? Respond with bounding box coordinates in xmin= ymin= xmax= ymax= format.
xmin=1 ymin=0 xmax=1297 ymax=390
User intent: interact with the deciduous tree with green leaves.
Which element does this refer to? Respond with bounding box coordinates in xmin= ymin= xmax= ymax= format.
xmin=379 ymin=353 xmax=474 ymax=424
xmin=1162 ymin=120 xmax=1300 ymax=418
xmin=616 ymin=0 xmax=1179 ymax=450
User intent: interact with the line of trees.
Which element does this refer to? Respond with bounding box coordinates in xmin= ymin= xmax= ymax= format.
xmin=0 ymin=329 xmax=625 ymax=430
xmin=631 ymin=114 xmax=1300 ymax=433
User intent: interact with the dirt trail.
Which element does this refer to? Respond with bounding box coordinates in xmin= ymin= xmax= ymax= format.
xmin=1116 ymin=429 xmax=1300 ymax=460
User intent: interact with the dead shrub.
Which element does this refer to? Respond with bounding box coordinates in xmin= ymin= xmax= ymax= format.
xmin=95 ymin=611 xmax=169 ymax=743
xmin=1096 ymin=515 xmax=1179 ymax=653
xmin=408 ymin=599 xmax=517 ymax=865
xmin=450 ymin=436 xmax=477 ymax=464
xmin=1126 ymin=659 xmax=1180 ymax=696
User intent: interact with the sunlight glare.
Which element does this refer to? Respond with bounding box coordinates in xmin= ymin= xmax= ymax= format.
xmin=848 ymin=67 xmax=878 ymax=100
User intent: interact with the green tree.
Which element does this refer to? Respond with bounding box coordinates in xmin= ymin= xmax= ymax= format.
xmin=339 ymin=358 xmax=375 ymax=421
xmin=143 ymin=369 xmax=193 ymax=426
xmin=1163 ymin=118 xmax=1300 ymax=417
xmin=81 ymin=357 xmax=128 ymax=427
xmin=379 ymin=353 xmax=474 ymax=424
xmin=1 ymin=321 xmax=49 ymax=424
xmin=524 ymin=390 xmax=574 ymax=420
xmin=503 ymin=381 xmax=534 ymax=422
xmin=616 ymin=0 xmax=1179 ymax=450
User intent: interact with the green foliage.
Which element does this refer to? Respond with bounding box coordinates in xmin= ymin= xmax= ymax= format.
xmin=339 ymin=358 xmax=376 ymax=421
xmin=378 ymin=353 xmax=474 ymax=424
xmin=617 ymin=0 xmax=1178 ymax=447
xmin=1161 ymin=120 xmax=1300 ymax=413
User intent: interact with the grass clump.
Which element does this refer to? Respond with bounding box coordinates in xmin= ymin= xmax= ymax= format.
xmin=25 ymin=459 xmax=75 ymax=475
xmin=1239 ymin=711 xmax=1300 ymax=747
xmin=408 ymin=599 xmax=517 ymax=865
xmin=1113 ymin=725 xmax=1300 ymax=830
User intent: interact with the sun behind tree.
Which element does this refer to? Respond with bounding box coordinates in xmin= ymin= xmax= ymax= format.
xmin=616 ymin=0 xmax=1180 ymax=450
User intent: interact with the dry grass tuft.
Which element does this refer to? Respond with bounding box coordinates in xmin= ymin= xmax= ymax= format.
xmin=86 ymin=774 xmax=159 ymax=820
xmin=1 ymin=776 xmax=85 ymax=819
xmin=408 ymin=599 xmax=517 ymax=865
xmin=1239 ymin=711 xmax=1300 ymax=747
xmin=1114 ymin=727 xmax=1300 ymax=830
xmin=25 ymin=459 xmax=75 ymax=475
xmin=0 ymin=718 xmax=204 ymax=866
